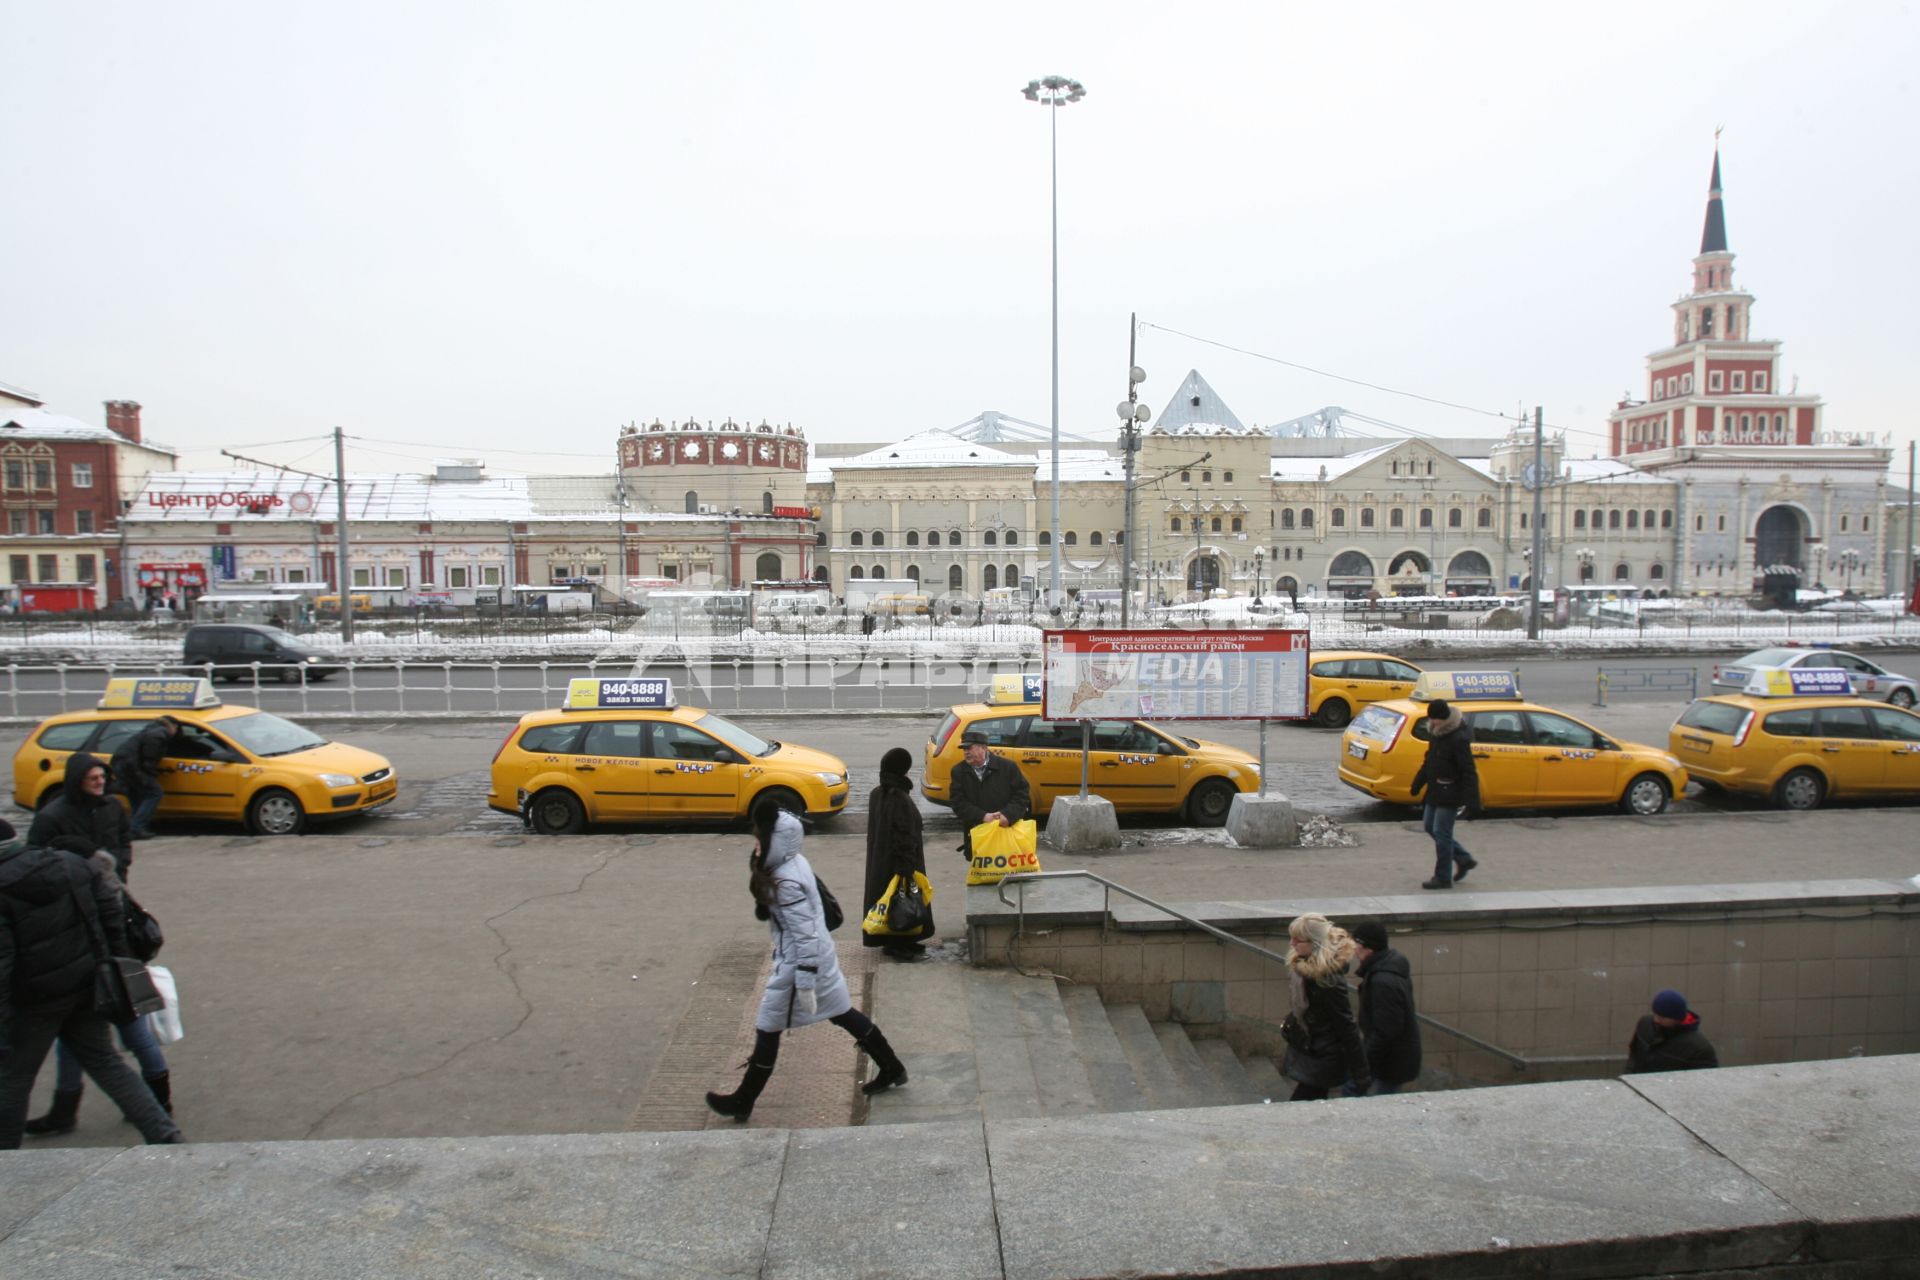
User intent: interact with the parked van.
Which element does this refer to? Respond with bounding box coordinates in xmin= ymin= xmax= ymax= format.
xmin=183 ymin=624 xmax=340 ymax=683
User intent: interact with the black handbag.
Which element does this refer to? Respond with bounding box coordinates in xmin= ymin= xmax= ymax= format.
xmin=123 ymin=893 xmax=164 ymax=962
xmin=885 ymin=878 xmax=928 ymax=934
xmin=1281 ymin=1013 xmax=1310 ymax=1051
xmin=814 ymin=874 xmax=844 ymax=932
xmin=65 ymin=874 xmax=165 ymax=1025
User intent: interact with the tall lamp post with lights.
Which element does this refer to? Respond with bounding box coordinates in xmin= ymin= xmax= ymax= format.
xmin=1022 ymin=73 xmax=1085 ymax=610
xmin=1116 ymin=353 xmax=1149 ymax=625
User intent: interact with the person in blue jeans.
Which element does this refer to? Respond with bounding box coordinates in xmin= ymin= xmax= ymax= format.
xmin=1409 ymin=699 xmax=1480 ymax=889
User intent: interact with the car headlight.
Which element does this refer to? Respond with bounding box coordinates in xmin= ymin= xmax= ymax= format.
xmin=305 ymin=655 xmax=322 ymax=663
xmin=816 ymin=772 xmax=846 ymax=786
xmin=318 ymin=773 xmax=357 ymax=788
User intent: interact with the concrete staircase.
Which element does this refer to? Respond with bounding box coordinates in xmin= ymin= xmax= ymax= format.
xmin=865 ymin=962 xmax=1289 ymax=1125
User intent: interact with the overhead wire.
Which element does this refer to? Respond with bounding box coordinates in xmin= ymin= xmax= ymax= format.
xmin=347 ymin=433 xmax=616 ymax=461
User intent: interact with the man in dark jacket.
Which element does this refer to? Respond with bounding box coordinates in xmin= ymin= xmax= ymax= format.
xmin=110 ymin=716 xmax=178 ymax=840
xmin=949 ymin=733 xmax=1031 ymax=860
xmin=28 ymin=754 xmax=132 ymax=876
xmin=1626 ymin=989 xmax=1719 ymax=1074
xmin=1409 ymin=699 xmax=1480 ymax=890
xmin=1348 ymin=920 xmax=1421 ymax=1095
xmin=0 ymin=830 xmax=182 ymax=1148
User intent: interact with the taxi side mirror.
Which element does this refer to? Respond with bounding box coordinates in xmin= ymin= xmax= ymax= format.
xmin=711 ymin=748 xmax=740 ymax=765
xmin=209 ymin=747 xmax=245 ymax=764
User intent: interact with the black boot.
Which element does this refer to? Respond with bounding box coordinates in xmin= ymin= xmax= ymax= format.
xmin=145 ymin=1073 xmax=173 ymax=1116
xmin=859 ymin=1027 xmax=909 ymax=1096
xmin=705 ymin=1059 xmax=775 ymax=1122
xmin=23 ymin=1088 xmax=83 ymax=1137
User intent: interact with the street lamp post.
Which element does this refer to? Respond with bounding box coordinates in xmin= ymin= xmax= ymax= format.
xmin=1023 ymin=74 xmax=1085 ymax=611
xmin=1575 ymin=546 xmax=1596 ymax=584
xmin=1116 ymin=316 xmax=1148 ymax=626
xmin=1254 ymin=547 xmax=1264 ymax=603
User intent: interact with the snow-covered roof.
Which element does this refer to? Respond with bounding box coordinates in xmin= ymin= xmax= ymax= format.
xmin=1151 ymin=370 xmax=1259 ymax=436
xmin=820 ymin=430 xmax=1039 ymax=472
xmin=0 ymin=380 xmax=45 ymax=406
xmin=1050 ymin=449 xmax=1125 ymax=483
xmin=528 ymin=475 xmax=624 ymax=515
xmin=0 ymin=404 xmax=176 ymax=454
xmin=1269 ymin=443 xmax=1398 ymax=483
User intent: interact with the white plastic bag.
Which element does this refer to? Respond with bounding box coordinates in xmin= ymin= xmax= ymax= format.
xmin=147 ymin=964 xmax=183 ymax=1045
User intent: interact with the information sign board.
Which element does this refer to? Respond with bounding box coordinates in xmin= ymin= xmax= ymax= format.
xmin=1749 ymin=668 xmax=1852 ymax=698
xmin=1040 ymin=630 xmax=1309 ymax=721
xmin=564 ymin=677 xmax=675 ymax=710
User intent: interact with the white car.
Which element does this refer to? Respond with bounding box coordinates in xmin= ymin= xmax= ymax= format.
xmin=1710 ymin=646 xmax=1918 ymax=707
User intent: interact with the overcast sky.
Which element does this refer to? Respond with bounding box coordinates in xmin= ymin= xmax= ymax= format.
xmin=5 ymin=2 xmax=1916 ymax=479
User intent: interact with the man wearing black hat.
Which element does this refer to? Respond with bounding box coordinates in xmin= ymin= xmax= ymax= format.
xmin=1626 ymin=989 xmax=1719 ymax=1073
xmin=1409 ymin=698 xmax=1479 ymax=890
xmin=949 ymin=733 xmax=1030 ymax=860
xmin=1348 ymin=920 xmax=1421 ymax=1095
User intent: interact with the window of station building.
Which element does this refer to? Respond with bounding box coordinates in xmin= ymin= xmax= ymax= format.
xmin=1209 ymin=517 xmax=1222 ymax=533
xmin=1574 ymin=510 xmax=1587 ymax=530
xmin=983 ymin=564 xmax=998 ymax=591
xmin=482 ymin=566 xmax=502 ymax=586
xmin=1180 ymin=470 xmax=1190 ymax=483
xmin=1090 ymin=531 xmax=1104 ymax=545
xmin=1608 ymin=510 xmax=1621 ymax=530
xmin=1448 ymin=507 xmax=1462 ymax=528
xmin=1389 ymin=508 xmax=1404 ymax=528
xmin=1038 ymin=531 xmax=1052 ymax=545
xmin=352 ymin=568 xmax=372 ymax=587
xmin=1643 ymin=509 xmax=1656 ymax=528
xmin=905 ymin=564 xmax=920 ymax=582
xmin=1223 ymin=471 xmax=1233 ymax=482
xmin=1063 ymin=531 xmax=1077 ymax=546
xmin=1418 ymin=508 xmax=1433 ymax=529
xmin=1753 ymin=372 xmax=1767 ymax=392
xmin=1476 ymin=507 xmax=1491 ymax=529
xmin=1113 ymin=530 xmax=1124 ymax=545
xmin=1280 ymin=509 xmax=1295 ymax=530
xmin=948 ymin=565 xmax=963 ymax=590
xmin=76 ymin=554 xmax=96 ymax=581
xmin=1614 ymin=563 xmax=1631 ymax=582
xmin=848 ymin=566 xmax=865 ymax=579
xmin=36 ymin=554 xmax=57 ymax=581
xmin=1170 ymin=517 xmax=1182 ymax=533
xmin=1627 ymin=510 xmax=1639 ymax=530
xmin=1716 ymin=514 xmax=1727 ymax=532
xmin=1301 ymin=509 xmax=1314 ymax=529
xmin=906 ymin=531 xmax=920 ymax=546
xmin=71 ymin=463 xmax=93 ymax=488
xmin=871 ymin=531 xmax=885 ymax=546
xmin=1005 ymin=530 xmax=1019 ymax=545
xmin=684 ymin=490 xmax=699 ymax=514
xmin=984 ymin=530 xmax=997 ymax=546
xmin=870 ymin=563 xmax=885 ymax=578
xmin=1201 ymin=470 xmax=1212 ymax=483
xmin=448 ymin=566 xmax=469 ymax=588
xmin=1661 ymin=510 xmax=1673 ymax=529
xmin=814 ymin=531 xmax=827 ymax=546
xmin=1330 ymin=508 xmax=1346 ymax=528
xmin=75 ymin=510 xmax=94 ymax=535
xmin=948 ymin=530 xmax=962 ymax=546
xmin=7 ymin=554 xmax=26 ymax=582
xmin=1701 ymin=308 xmax=1715 ymax=338
xmin=1359 ymin=508 xmax=1375 ymax=528
xmin=1731 ymin=371 xmax=1745 ymax=392
xmin=1650 ymin=563 xmax=1665 ymax=580
xmin=1520 ymin=513 xmax=1529 ymax=530
xmin=1004 ymin=561 xmax=1018 ymax=583
xmin=1709 ymin=370 xmax=1723 ymax=391
xmin=1863 ymin=516 xmax=1871 ymax=532
xmin=1230 ymin=517 xmax=1242 ymax=533
xmin=850 ymin=531 xmax=864 ymax=547
xmin=1839 ymin=515 xmax=1849 ymax=532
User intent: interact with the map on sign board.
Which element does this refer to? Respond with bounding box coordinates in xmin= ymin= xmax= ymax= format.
xmin=1040 ymin=630 xmax=1310 ymax=721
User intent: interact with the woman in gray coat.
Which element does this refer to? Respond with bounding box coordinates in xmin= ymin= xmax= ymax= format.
xmin=705 ymin=805 xmax=909 ymax=1120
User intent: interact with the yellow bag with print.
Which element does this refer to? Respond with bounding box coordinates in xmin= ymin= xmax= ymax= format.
xmin=966 ymin=819 xmax=1042 ymax=885
xmin=861 ymin=871 xmax=935 ymax=938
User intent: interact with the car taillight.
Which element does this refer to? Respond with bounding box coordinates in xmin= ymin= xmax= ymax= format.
xmin=1731 ymin=712 xmax=1755 ymax=747
xmin=932 ymin=714 xmax=958 ymax=754
xmin=491 ymin=729 xmax=516 ymax=763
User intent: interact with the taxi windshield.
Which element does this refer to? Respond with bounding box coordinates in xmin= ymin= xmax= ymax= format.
xmin=218 ymin=711 xmax=329 ymax=758
xmin=694 ymin=712 xmax=772 ymax=759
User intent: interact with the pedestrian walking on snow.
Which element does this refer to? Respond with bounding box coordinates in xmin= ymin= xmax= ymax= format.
xmin=1410 ymin=699 xmax=1480 ymax=889
xmin=705 ymin=804 xmax=909 ymax=1121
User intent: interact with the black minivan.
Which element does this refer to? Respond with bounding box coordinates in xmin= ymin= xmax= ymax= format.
xmin=183 ymin=624 xmax=340 ymax=683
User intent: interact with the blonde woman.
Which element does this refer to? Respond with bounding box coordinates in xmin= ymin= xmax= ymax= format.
xmin=1280 ymin=913 xmax=1372 ymax=1101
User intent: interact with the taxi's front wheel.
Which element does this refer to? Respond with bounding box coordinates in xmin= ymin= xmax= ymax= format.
xmin=528 ymin=788 xmax=587 ymax=835
xmin=1618 ymin=773 xmax=1671 ymax=816
xmin=246 ymin=788 xmax=308 ymax=836
xmin=1185 ymin=779 xmax=1236 ymax=827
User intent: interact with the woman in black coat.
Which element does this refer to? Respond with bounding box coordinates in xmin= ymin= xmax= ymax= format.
xmin=863 ymin=748 xmax=931 ymax=961
xmin=1280 ymin=912 xmax=1372 ymax=1101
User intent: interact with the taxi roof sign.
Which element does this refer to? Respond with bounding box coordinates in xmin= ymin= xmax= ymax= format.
xmin=1410 ymin=670 xmax=1521 ymax=703
xmin=563 ymin=677 xmax=676 ymax=711
xmin=988 ymin=674 xmax=1044 ymax=705
xmin=97 ymin=677 xmax=221 ymax=711
xmin=1742 ymin=668 xmax=1855 ymax=698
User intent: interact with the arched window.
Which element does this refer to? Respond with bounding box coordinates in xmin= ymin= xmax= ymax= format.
xmin=1418 ymin=509 xmax=1433 ymax=529
xmin=1447 ymin=507 xmax=1462 ymax=528
xmin=1591 ymin=509 xmax=1603 ymax=529
xmin=685 ymin=491 xmax=699 ymax=514
xmin=1476 ymin=507 xmax=1492 ymax=529
xmin=1229 ymin=517 xmax=1242 ymax=533
xmin=1627 ymin=510 xmax=1639 ymax=530
xmin=1608 ymin=510 xmax=1621 ymax=530
xmin=984 ymin=530 xmax=997 ymax=546
xmin=1004 ymin=531 xmax=1019 ymax=546
xmin=812 ymin=566 xmax=829 ymax=583
xmin=1359 ymin=508 xmax=1375 ymax=528
xmin=1389 ymin=508 xmax=1405 ymax=528
xmin=871 ymin=563 xmax=885 ymax=579
xmin=1038 ymin=531 xmax=1052 ymax=546
xmin=1574 ymin=510 xmax=1587 ymax=530
xmin=1643 ymin=509 xmax=1656 ymax=529
xmin=1171 ymin=517 xmax=1182 ymax=533
xmin=1661 ymin=510 xmax=1673 ymax=529
xmin=1649 ymin=563 xmax=1666 ymax=580
xmin=1063 ymin=531 xmax=1077 ymax=546
xmin=815 ymin=531 xmax=827 ymax=546
xmin=1209 ymin=517 xmax=1221 ymax=533
xmin=872 ymin=531 xmax=886 ymax=546
xmin=906 ymin=565 xmax=920 ymax=582
xmin=948 ymin=531 xmax=962 ymax=546
xmin=761 ymin=491 xmax=774 ymax=515
xmin=755 ymin=552 xmax=782 ymax=581
xmin=1614 ymin=563 xmax=1631 ymax=581
xmin=1004 ymin=562 xmax=1018 ymax=586
xmin=1089 ymin=531 xmax=1104 ymax=545
xmin=1330 ymin=508 xmax=1346 ymax=528
xmin=948 ymin=565 xmax=963 ymax=590
xmin=1280 ymin=509 xmax=1295 ymax=530
xmin=1201 ymin=470 xmax=1212 ymax=483
xmin=850 ymin=531 xmax=864 ymax=547
xmin=1301 ymin=509 xmax=1314 ymax=529
xmin=906 ymin=531 xmax=920 ymax=546
xmin=849 ymin=566 xmax=865 ymax=579
xmin=1113 ymin=530 xmax=1123 ymax=545
xmin=983 ymin=564 xmax=998 ymax=591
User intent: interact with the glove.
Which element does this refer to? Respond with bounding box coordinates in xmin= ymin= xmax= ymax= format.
xmin=792 ymin=986 xmax=817 ymax=1018
xmin=1458 ymin=804 xmax=1474 ymax=821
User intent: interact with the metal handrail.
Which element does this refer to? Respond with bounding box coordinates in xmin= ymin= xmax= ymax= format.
xmin=994 ymin=869 xmax=1620 ymax=1072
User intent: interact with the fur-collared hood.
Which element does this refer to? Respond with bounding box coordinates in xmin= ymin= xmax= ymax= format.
xmin=1427 ymin=707 xmax=1467 ymax=737
xmin=1287 ymin=912 xmax=1356 ymax=982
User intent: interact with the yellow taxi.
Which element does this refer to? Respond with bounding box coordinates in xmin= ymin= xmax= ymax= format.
xmin=10 ymin=677 xmax=397 ymax=836
xmin=1338 ymin=670 xmax=1688 ymax=815
xmin=1669 ymin=668 xmax=1920 ymax=810
xmin=922 ymin=675 xmax=1261 ymax=826
xmin=1307 ymin=650 xmax=1424 ymax=728
xmin=487 ymin=677 xmax=849 ymax=833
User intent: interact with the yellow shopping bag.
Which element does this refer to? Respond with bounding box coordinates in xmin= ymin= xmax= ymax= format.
xmin=861 ymin=871 xmax=935 ymax=937
xmin=966 ymin=819 xmax=1042 ymax=885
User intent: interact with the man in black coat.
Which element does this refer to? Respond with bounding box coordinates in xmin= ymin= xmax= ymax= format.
xmin=1348 ymin=920 xmax=1421 ymax=1095
xmin=28 ymin=754 xmax=132 ymax=876
xmin=1626 ymin=989 xmax=1719 ymax=1074
xmin=864 ymin=748 xmax=931 ymax=961
xmin=1409 ymin=699 xmax=1480 ymax=890
xmin=0 ymin=829 xmax=182 ymax=1147
xmin=110 ymin=717 xmax=178 ymax=840
xmin=949 ymin=732 xmax=1031 ymax=860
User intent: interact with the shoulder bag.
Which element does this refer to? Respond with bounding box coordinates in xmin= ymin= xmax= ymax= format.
xmin=64 ymin=871 xmax=165 ymax=1025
